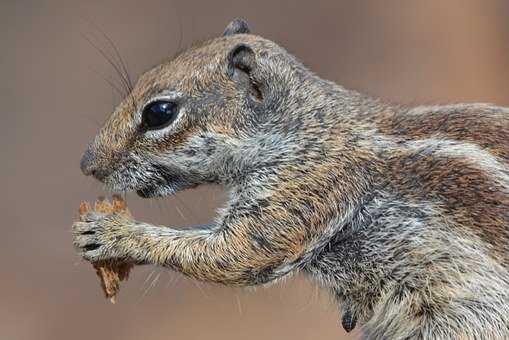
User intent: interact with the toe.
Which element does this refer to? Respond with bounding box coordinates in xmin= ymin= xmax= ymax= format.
xmin=81 ymin=248 xmax=104 ymax=262
xmin=80 ymin=211 xmax=105 ymax=223
xmin=73 ymin=233 xmax=99 ymax=249
xmin=72 ymin=221 xmax=96 ymax=235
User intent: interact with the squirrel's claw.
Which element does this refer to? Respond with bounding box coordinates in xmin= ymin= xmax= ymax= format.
xmin=72 ymin=220 xmax=106 ymax=262
xmin=341 ymin=309 xmax=357 ymax=333
xmin=72 ymin=211 xmax=134 ymax=263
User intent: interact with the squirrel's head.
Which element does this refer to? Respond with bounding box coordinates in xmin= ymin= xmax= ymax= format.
xmin=80 ymin=18 xmax=306 ymax=198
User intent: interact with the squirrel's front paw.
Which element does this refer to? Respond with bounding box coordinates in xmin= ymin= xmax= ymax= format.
xmin=72 ymin=209 xmax=135 ymax=262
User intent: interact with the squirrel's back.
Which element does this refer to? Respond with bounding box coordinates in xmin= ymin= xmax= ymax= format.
xmin=308 ymin=103 xmax=509 ymax=338
xmin=377 ymin=104 xmax=509 ymax=263
xmin=378 ymin=103 xmax=509 ymax=159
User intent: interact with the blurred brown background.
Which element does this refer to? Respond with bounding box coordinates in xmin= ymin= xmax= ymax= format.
xmin=1 ymin=1 xmax=508 ymax=339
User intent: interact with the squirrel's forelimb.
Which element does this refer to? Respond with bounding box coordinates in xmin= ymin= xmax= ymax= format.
xmin=124 ymin=155 xmax=372 ymax=286
xmin=125 ymin=192 xmax=351 ymax=285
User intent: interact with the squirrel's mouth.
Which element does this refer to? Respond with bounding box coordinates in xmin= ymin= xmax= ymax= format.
xmin=135 ymin=181 xmax=199 ymax=199
xmin=101 ymin=161 xmax=200 ymax=198
xmin=136 ymin=186 xmax=157 ymax=198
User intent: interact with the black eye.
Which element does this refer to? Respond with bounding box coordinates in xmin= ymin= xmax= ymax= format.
xmin=141 ymin=100 xmax=178 ymax=130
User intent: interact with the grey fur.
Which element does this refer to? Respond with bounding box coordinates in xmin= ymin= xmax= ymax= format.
xmin=73 ymin=19 xmax=509 ymax=339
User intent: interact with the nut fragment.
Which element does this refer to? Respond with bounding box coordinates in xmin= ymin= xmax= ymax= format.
xmin=79 ymin=195 xmax=134 ymax=303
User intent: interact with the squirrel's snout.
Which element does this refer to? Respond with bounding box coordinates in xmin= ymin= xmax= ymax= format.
xmin=80 ymin=147 xmax=110 ymax=181
xmin=80 ymin=147 xmax=97 ymax=177
xmin=80 ymin=146 xmax=113 ymax=182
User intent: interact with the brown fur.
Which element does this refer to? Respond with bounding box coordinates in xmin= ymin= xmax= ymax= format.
xmin=73 ymin=19 xmax=509 ymax=339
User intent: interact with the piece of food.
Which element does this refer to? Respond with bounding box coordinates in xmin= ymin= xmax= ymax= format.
xmin=79 ymin=195 xmax=134 ymax=303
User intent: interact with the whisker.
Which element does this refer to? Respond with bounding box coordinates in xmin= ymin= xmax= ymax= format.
xmin=235 ymin=293 xmax=243 ymax=315
xmin=141 ymin=269 xmax=156 ymax=290
xmin=86 ymin=19 xmax=134 ymax=93
xmin=86 ymin=65 xmax=125 ymax=98
xmin=165 ymin=272 xmax=178 ymax=288
xmin=79 ymin=17 xmax=133 ymax=90
xmin=167 ymin=1 xmax=185 ymax=60
xmin=173 ymin=195 xmax=193 ymax=221
xmin=81 ymin=32 xmax=131 ymax=96
xmin=174 ymin=203 xmax=186 ymax=221
xmin=144 ymin=271 xmax=161 ymax=297
xmin=175 ymin=3 xmax=184 ymax=54
xmin=135 ymin=269 xmax=161 ymax=305
xmin=191 ymin=280 xmax=209 ymax=299
xmin=80 ymin=17 xmax=140 ymax=113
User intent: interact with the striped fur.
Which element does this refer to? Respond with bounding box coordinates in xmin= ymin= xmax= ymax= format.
xmin=73 ymin=19 xmax=509 ymax=339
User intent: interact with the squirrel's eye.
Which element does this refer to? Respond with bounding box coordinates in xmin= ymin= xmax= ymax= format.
xmin=141 ymin=100 xmax=178 ymax=130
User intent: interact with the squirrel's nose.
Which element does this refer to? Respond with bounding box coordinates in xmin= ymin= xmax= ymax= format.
xmin=80 ymin=147 xmax=97 ymax=176
xmin=80 ymin=146 xmax=110 ymax=181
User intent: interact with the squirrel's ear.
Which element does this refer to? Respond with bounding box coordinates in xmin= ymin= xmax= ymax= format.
xmin=227 ymin=44 xmax=256 ymax=77
xmin=227 ymin=44 xmax=263 ymax=102
xmin=223 ymin=18 xmax=250 ymax=36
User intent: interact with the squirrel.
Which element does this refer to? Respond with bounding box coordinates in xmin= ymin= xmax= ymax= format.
xmin=73 ymin=18 xmax=509 ymax=339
